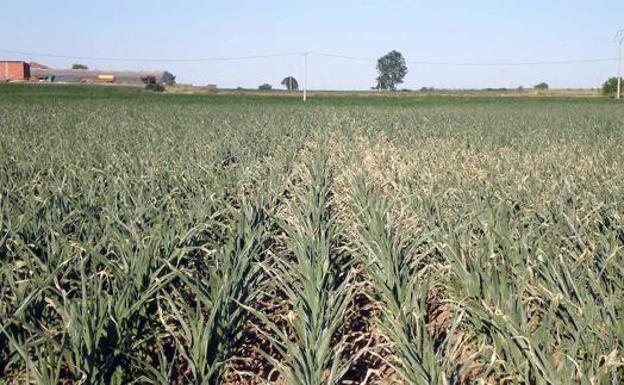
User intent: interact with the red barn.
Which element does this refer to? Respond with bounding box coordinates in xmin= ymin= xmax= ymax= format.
xmin=0 ymin=61 xmax=31 ymax=81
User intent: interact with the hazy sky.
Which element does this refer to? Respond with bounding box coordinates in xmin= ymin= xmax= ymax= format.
xmin=2 ymin=0 xmax=623 ymax=89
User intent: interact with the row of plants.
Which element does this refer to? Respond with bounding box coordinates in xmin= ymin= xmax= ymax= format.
xmin=1 ymin=94 xmax=623 ymax=383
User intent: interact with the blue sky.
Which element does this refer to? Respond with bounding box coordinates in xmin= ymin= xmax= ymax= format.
xmin=2 ymin=0 xmax=623 ymax=89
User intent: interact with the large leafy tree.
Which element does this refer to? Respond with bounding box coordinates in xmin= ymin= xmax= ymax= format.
xmin=534 ymin=82 xmax=549 ymax=91
xmin=160 ymin=71 xmax=176 ymax=85
xmin=281 ymin=76 xmax=299 ymax=91
xmin=601 ymin=77 xmax=624 ymax=96
xmin=375 ymin=50 xmax=408 ymax=91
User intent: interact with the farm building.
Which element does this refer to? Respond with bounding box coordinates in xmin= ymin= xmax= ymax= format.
xmin=0 ymin=61 xmax=31 ymax=81
xmin=0 ymin=60 xmax=176 ymax=85
xmin=30 ymin=68 xmax=175 ymax=85
xmin=29 ymin=62 xmax=50 ymax=70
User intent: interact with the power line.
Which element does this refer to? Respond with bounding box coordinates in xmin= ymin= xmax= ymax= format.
xmin=309 ymin=52 xmax=373 ymax=62
xmin=310 ymin=51 xmax=619 ymax=66
xmin=0 ymin=48 xmax=618 ymax=67
xmin=513 ymin=36 xmax=613 ymax=51
xmin=0 ymin=49 xmax=302 ymax=63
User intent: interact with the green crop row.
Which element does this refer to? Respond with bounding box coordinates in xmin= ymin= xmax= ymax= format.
xmin=0 ymin=88 xmax=622 ymax=384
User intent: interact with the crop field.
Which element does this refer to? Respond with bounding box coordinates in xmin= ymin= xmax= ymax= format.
xmin=0 ymin=84 xmax=623 ymax=385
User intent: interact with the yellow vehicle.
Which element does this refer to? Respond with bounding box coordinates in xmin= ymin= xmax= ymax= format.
xmin=96 ymin=74 xmax=115 ymax=83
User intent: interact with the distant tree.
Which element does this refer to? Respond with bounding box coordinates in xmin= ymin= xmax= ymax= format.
xmin=258 ymin=83 xmax=272 ymax=91
xmin=281 ymin=76 xmax=299 ymax=91
xmin=160 ymin=71 xmax=176 ymax=85
xmin=375 ymin=50 xmax=408 ymax=91
xmin=601 ymin=77 xmax=624 ymax=97
xmin=72 ymin=64 xmax=88 ymax=70
xmin=534 ymin=82 xmax=549 ymax=91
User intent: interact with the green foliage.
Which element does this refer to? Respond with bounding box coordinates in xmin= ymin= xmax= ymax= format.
xmin=244 ymin=138 xmax=357 ymax=385
xmin=281 ymin=76 xmax=299 ymax=91
xmin=351 ymin=180 xmax=447 ymax=384
xmin=71 ymin=63 xmax=88 ymax=70
xmin=601 ymin=77 xmax=624 ymax=96
xmin=534 ymin=82 xmax=549 ymax=90
xmin=0 ymin=86 xmax=623 ymax=384
xmin=375 ymin=50 xmax=408 ymax=91
xmin=160 ymin=71 xmax=176 ymax=85
xmin=258 ymin=83 xmax=272 ymax=90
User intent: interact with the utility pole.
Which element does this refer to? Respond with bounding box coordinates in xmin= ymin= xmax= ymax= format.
xmin=303 ymin=51 xmax=308 ymax=102
xmin=617 ymin=30 xmax=624 ymax=100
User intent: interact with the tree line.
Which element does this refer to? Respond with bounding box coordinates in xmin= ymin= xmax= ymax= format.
xmin=69 ymin=55 xmax=624 ymax=96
